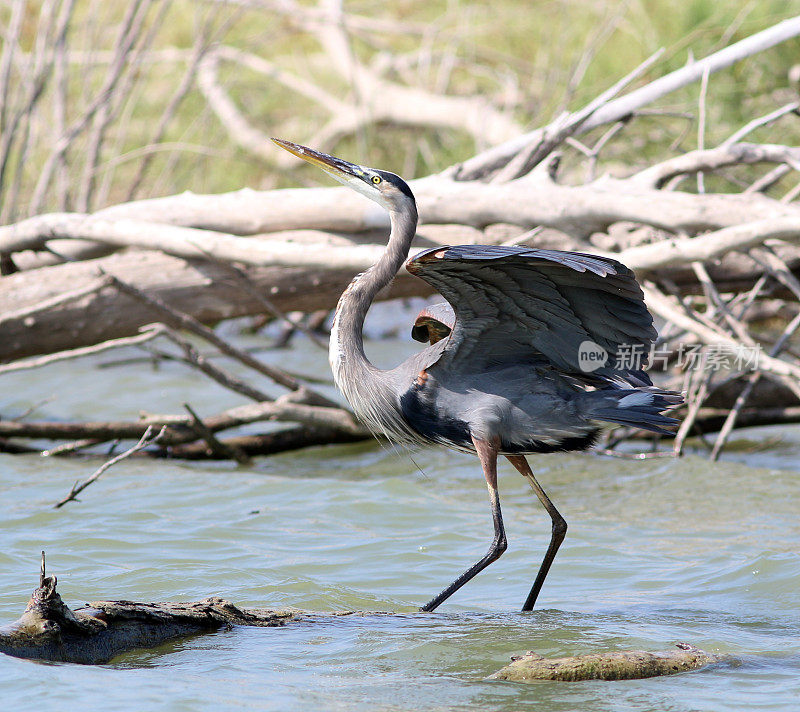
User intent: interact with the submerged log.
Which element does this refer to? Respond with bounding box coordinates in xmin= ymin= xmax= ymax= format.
xmin=491 ymin=645 xmax=724 ymax=682
xmin=2 ymin=557 xmax=726 ymax=676
xmin=0 ymin=557 xmax=329 ymax=664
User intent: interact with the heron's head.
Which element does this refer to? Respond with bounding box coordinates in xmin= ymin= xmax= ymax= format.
xmin=272 ymin=138 xmax=415 ymax=213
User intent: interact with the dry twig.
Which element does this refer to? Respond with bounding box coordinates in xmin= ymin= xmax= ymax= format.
xmin=54 ymin=425 xmax=166 ymax=507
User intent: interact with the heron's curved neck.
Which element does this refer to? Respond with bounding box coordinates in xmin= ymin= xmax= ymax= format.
xmin=330 ymin=201 xmax=417 ymax=387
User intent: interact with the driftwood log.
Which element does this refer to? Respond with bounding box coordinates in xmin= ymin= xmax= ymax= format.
xmin=3 ymin=169 xmax=800 ymax=363
xmin=1 ymin=557 xmax=725 ymax=679
xmin=0 ymin=558 xmax=311 ymax=664
xmin=491 ymin=645 xmax=726 ymax=682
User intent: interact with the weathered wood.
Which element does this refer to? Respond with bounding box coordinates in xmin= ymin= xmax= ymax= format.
xmin=455 ymin=16 xmax=800 ymax=180
xmin=0 ymin=559 xmax=388 ymax=664
xmin=0 ymin=400 xmax=368 ymax=442
xmin=1 ymin=236 xmax=798 ymax=365
xmin=5 ymin=169 xmax=800 ymax=251
xmin=0 ymin=572 xmax=298 ymax=664
xmin=491 ymin=645 xmax=724 ymax=682
xmin=165 ymin=425 xmax=369 ymax=459
xmin=1 ymin=562 xmax=724 ymax=676
xmin=0 ymin=249 xmax=431 ymax=363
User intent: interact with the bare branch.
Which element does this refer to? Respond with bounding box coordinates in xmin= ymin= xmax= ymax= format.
xmin=76 ymin=0 xmax=160 ymax=212
xmin=0 ymin=398 xmax=367 ymax=443
xmin=0 ymin=0 xmax=26 ymax=135
xmin=102 ymin=269 xmax=305 ymax=392
xmin=631 ymin=143 xmax=800 ymax=189
xmin=491 ymin=48 xmax=664 ymax=182
xmin=126 ymin=11 xmax=220 ymax=200
xmin=183 ymin=402 xmax=250 ymax=464
xmin=615 ymin=217 xmax=800 ymax=271
xmin=745 ymin=164 xmax=791 ymax=194
xmin=0 ymin=325 xmax=164 ymax=375
xmin=723 ymin=102 xmax=800 ymax=146
xmin=28 ymin=0 xmax=151 ymax=214
xmin=709 ymin=310 xmax=800 ymax=460
xmin=642 ymin=283 xmax=800 ymax=384
xmin=158 ymin=327 xmax=274 ymax=403
xmin=456 ymin=16 xmax=800 ymax=180
xmin=54 ymin=425 xmax=166 ymax=507
xmin=211 ymin=260 xmax=328 ymax=350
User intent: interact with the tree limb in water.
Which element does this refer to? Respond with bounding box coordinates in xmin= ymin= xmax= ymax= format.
xmin=54 ymin=425 xmax=166 ymax=508
xmin=491 ymin=645 xmax=727 ymax=682
xmin=0 ymin=558 xmax=727 ymax=675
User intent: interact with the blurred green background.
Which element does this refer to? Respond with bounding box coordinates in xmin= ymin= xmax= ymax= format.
xmin=1 ymin=0 xmax=799 ymax=221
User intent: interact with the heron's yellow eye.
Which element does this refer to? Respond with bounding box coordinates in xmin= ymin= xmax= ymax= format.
xmin=372 ymin=175 xmax=382 ymax=184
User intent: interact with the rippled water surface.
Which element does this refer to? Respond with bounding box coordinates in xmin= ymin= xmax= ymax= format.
xmin=1 ymin=324 xmax=799 ymax=711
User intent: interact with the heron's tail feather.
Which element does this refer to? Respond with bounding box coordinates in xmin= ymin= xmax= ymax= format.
xmin=586 ymin=387 xmax=683 ymax=435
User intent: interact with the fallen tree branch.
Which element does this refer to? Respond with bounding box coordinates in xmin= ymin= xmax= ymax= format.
xmin=612 ymin=217 xmax=800 ymax=271
xmin=723 ymin=102 xmax=800 ymax=146
xmin=216 ymin=259 xmax=328 ymax=350
xmin=642 ymin=283 xmax=800 ymax=386
xmin=630 ymin=142 xmax=800 ymax=189
xmin=54 ymin=425 xmax=166 ymax=508
xmin=103 ymin=270 xmax=305 ymax=393
xmin=42 ymin=438 xmax=106 ymax=457
xmin=455 ymin=15 xmax=800 ymax=180
xmin=159 ymin=327 xmax=274 ymax=403
xmin=0 ymin=325 xmax=164 ymax=375
xmin=0 ymin=394 xmax=369 ymax=460
xmin=164 ymin=424 xmax=368 ymax=459
xmin=0 ymin=559 xmax=301 ymax=663
xmin=7 ymin=168 xmax=800 ymax=254
xmin=0 ymin=249 xmax=431 ymax=362
xmin=196 ymin=11 xmax=522 ymax=161
xmin=709 ymin=309 xmax=800 ymax=460
xmin=183 ymin=402 xmax=251 ymax=464
xmin=683 ymin=404 xmax=800 ymax=435
xmin=490 ymin=48 xmax=665 ymax=182
xmin=0 ymin=274 xmax=111 ymax=322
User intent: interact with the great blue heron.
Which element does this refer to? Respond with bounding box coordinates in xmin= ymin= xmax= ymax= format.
xmin=272 ymin=138 xmax=681 ymax=612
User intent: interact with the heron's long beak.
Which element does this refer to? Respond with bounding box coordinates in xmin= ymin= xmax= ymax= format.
xmin=271 ymin=138 xmax=366 ymax=185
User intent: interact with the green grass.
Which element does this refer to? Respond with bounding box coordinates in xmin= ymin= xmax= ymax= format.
xmin=1 ymin=0 xmax=799 ymax=218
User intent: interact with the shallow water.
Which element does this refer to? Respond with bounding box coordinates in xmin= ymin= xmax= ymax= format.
xmin=1 ymin=319 xmax=799 ymax=711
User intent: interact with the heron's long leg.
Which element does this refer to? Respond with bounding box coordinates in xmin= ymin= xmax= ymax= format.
xmin=506 ymin=455 xmax=567 ymax=612
xmin=420 ymin=436 xmax=507 ymax=612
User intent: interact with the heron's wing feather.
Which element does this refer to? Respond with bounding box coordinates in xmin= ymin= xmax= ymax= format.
xmin=405 ymin=245 xmax=657 ymax=382
xmin=411 ymin=302 xmax=455 ymax=344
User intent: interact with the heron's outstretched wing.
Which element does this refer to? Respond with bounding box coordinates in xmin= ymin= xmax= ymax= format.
xmin=405 ymin=245 xmax=656 ymax=384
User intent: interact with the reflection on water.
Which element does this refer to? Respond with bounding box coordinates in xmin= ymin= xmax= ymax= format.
xmin=1 ymin=331 xmax=799 ymax=711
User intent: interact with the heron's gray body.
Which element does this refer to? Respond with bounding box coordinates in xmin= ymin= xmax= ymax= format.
xmin=399 ymin=359 xmax=600 ymax=454
xmin=332 ymin=244 xmax=678 ymax=457
xmin=273 ymin=137 xmax=681 ymax=613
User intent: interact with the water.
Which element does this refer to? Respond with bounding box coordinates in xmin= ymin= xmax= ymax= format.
xmin=1 ymin=321 xmax=799 ymax=711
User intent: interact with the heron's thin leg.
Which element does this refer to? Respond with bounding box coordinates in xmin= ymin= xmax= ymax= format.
xmin=506 ymin=455 xmax=567 ymax=612
xmin=420 ymin=436 xmax=507 ymax=612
